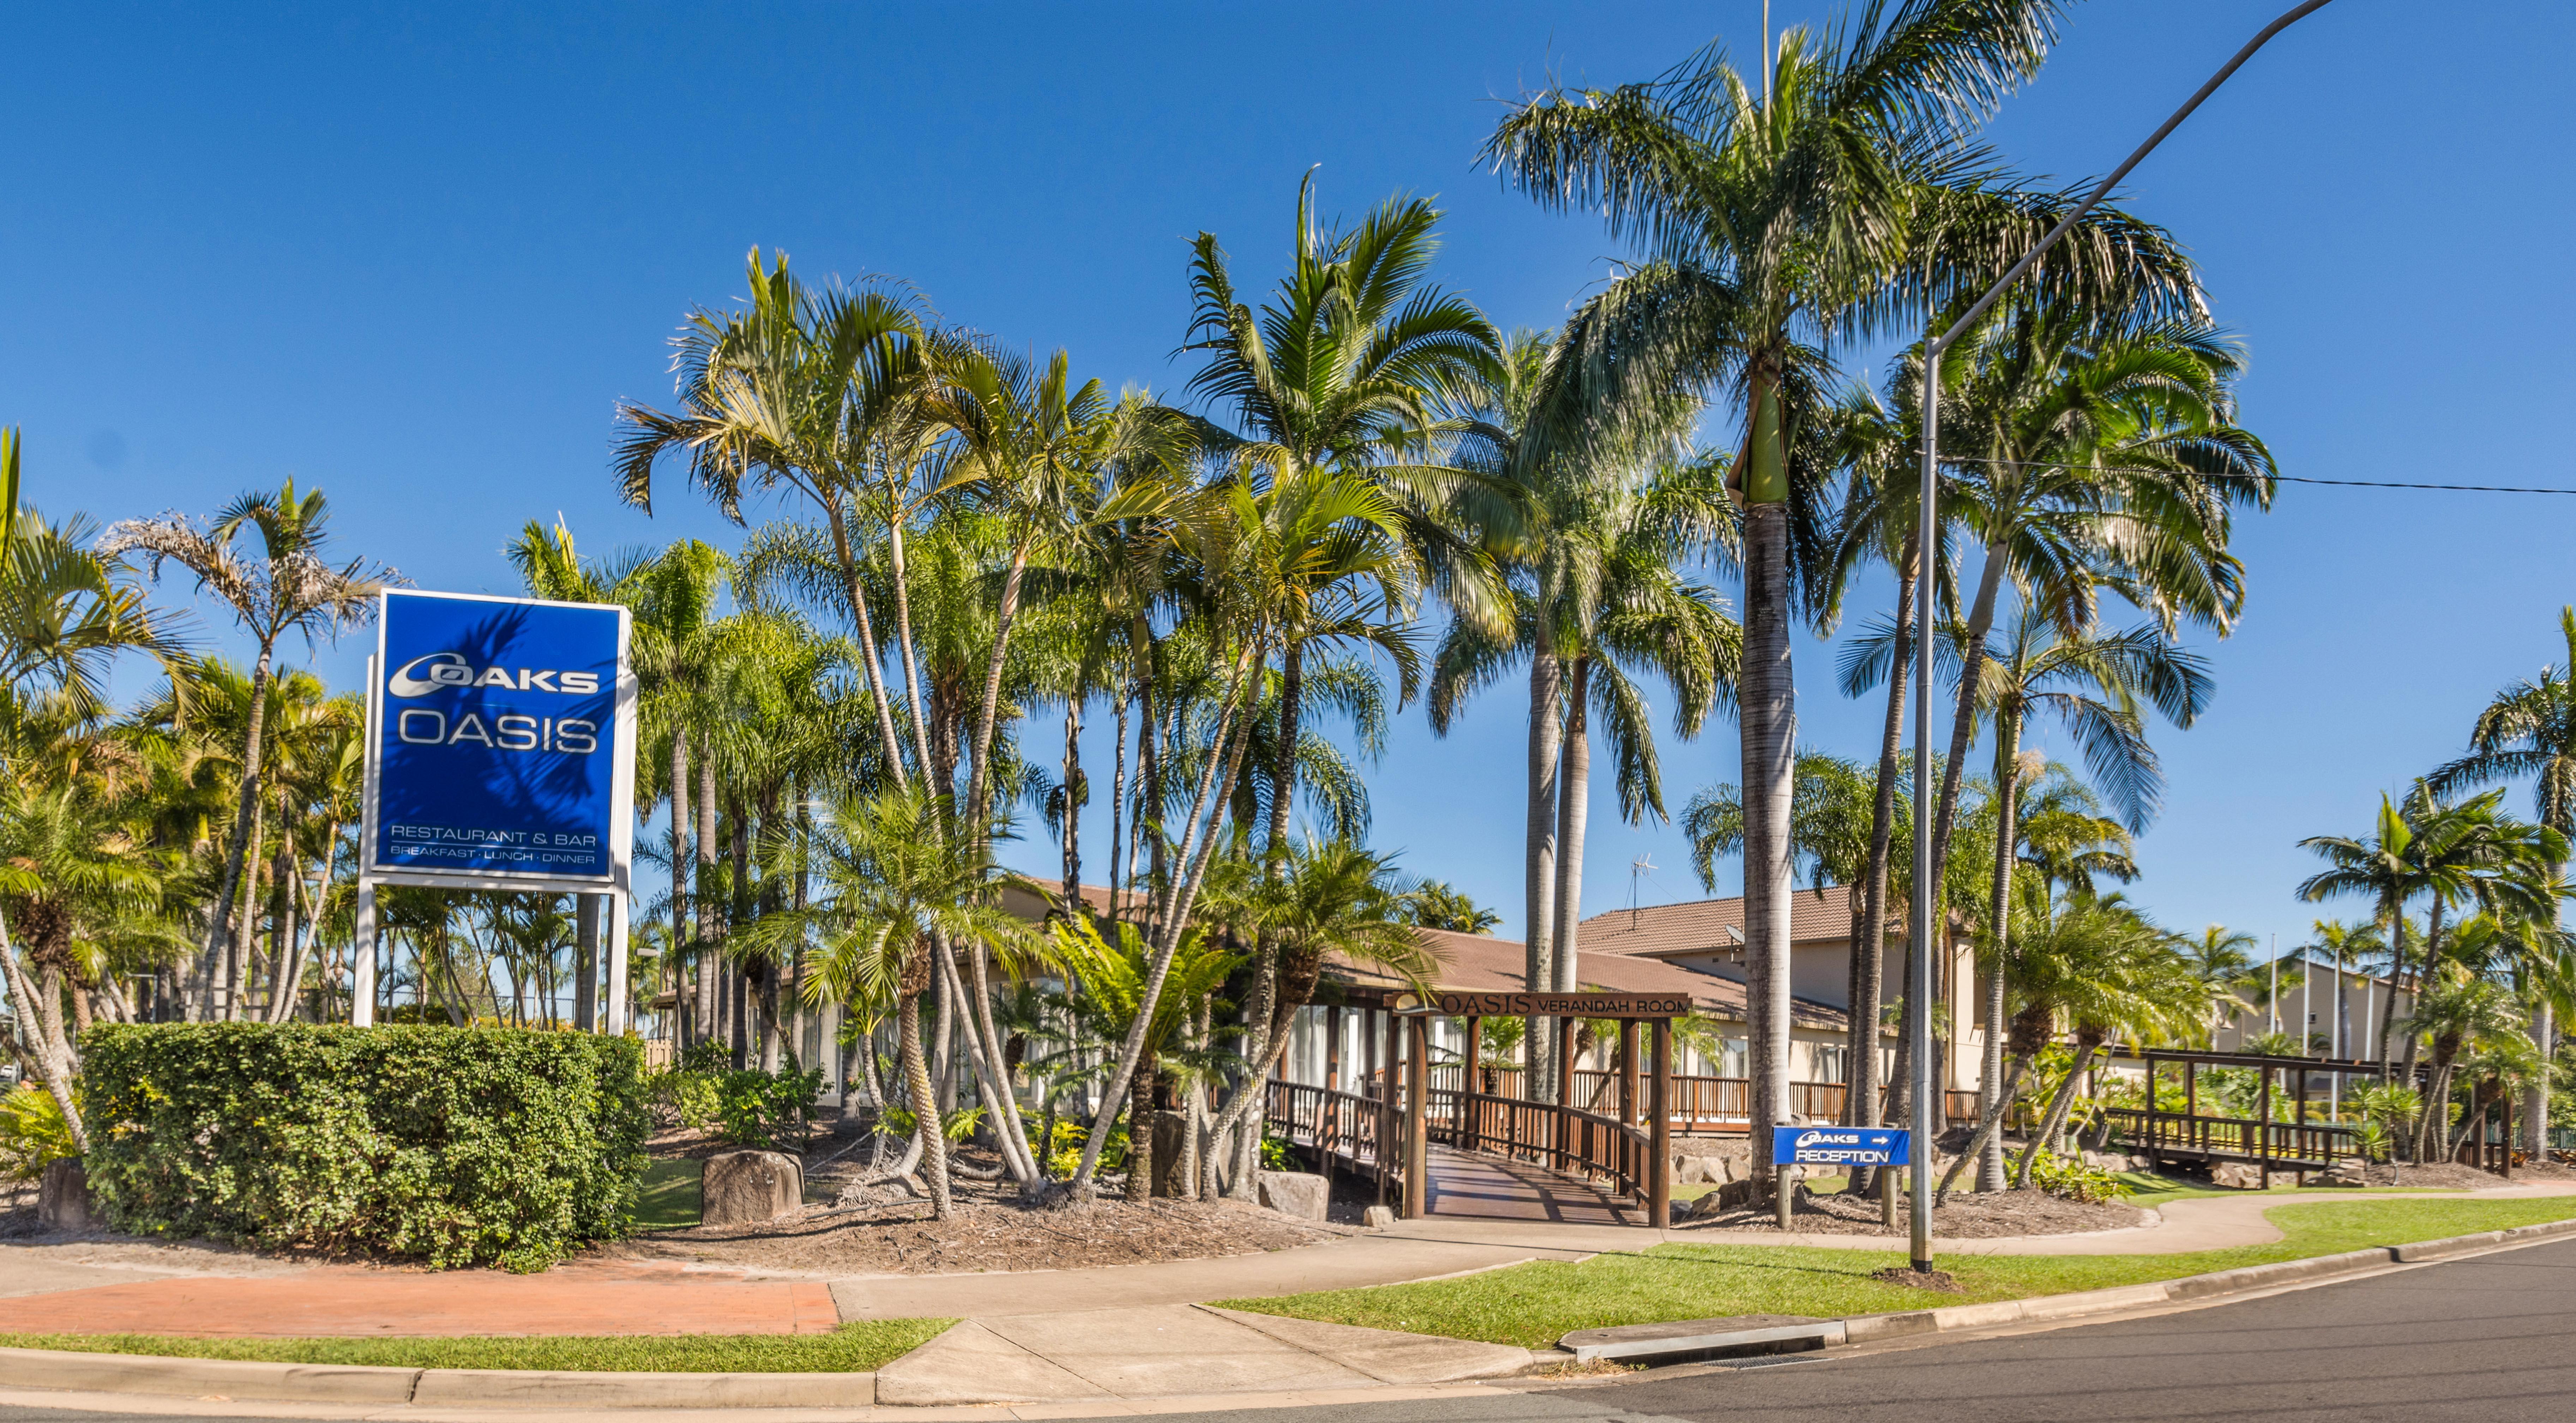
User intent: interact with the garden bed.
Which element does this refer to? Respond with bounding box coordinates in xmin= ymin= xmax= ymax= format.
xmin=604 ymin=1194 xmax=1339 ymax=1276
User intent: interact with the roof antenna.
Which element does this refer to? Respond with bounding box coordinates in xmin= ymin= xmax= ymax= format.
xmin=1630 ymin=854 xmax=1656 ymax=930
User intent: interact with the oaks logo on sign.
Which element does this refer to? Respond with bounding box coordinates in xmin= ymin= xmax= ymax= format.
xmin=386 ymin=651 xmax=603 ymax=697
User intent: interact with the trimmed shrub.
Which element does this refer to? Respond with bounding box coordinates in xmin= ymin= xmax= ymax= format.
xmin=81 ymin=1022 xmax=647 ymax=1271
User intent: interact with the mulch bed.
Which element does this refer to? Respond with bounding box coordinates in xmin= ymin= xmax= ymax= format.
xmin=610 ymin=1137 xmax=1343 ymax=1275
xmin=1871 ymin=1266 xmax=1964 ymax=1292
xmin=1688 ymin=1186 xmax=2148 ymax=1238
xmin=604 ymin=1196 xmax=1339 ymax=1275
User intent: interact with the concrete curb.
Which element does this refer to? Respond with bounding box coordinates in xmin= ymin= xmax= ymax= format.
xmin=13 ymin=1215 xmax=2576 ymax=1411
xmin=1583 ymin=1215 xmax=2576 ymax=1365
xmin=0 ymin=1348 xmax=875 ymax=1409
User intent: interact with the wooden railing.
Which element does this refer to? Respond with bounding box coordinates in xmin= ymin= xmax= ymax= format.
xmin=1433 ymin=1089 xmax=1652 ymax=1202
xmin=2103 ymin=1107 xmax=2358 ymax=1165
xmin=1265 ymin=1079 xmax=1398 ymax=1188
xmin=1431 ymin=1066 xmax=1980 ymax=1129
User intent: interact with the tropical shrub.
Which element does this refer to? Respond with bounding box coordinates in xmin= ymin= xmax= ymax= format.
xmin=80 ymin=1022 xmax=647 ymax=1271
xmin=649 ymin=1068 xmax=722 ymax=1131
xmin=710 ymin=1061 xmax=825 ymax=1150
xmin=2026 ymin=1148 xmax=2129 ymax=1204
xmin=0 ymin=1084 xmax=78 ymax=1182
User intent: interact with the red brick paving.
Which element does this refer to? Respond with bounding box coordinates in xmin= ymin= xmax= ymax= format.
xmin=0 ymin=1260 xmax=839 ymax=1338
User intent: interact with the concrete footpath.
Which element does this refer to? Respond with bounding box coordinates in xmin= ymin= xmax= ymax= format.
xmin=5 ymin=1180 xmax=2574 ymax=1412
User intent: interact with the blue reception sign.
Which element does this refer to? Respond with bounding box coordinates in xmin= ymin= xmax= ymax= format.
xmin=366 ymin=590 xmax=632 ymax=883
xmin=1773 ymin=1126 xmax=1910 ymax=1167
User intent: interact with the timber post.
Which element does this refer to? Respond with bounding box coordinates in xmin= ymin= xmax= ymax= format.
xmin=1649 ymin=1016 xmax=1672 ymax=1229
xmin=1619 ymin=1018 xmax=1640 ymax=1127
xmin=1403 ymin=1015 xmax=1430 ymax=1218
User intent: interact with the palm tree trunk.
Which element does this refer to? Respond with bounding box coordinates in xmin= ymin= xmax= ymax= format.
xmin=1125 ymin=1053 xmax=1158 ymax=1204
xmin=670 ymin=731 xmax=692 ymax=1044
xmin=1215 ymin=639 xmax=1304 ymax=1189
xmin=2528 ymin=999 xmax=2554 ymax=1159
xmin=1266 ymin=642 xmax=1304 ymax=855
xmin=881 ymin=515 xmax=942 ymax=821
xmin=1978 ymin=716 xmax=2023 ymax=1192
xmin=2012 ymin=1039 xmax=2100 ymax=1188
xmin=821 ymin=500 xmax=916 ymax=783
xmin=2375 ymin=888 xmax=2405 ymax=1076
xmin=1524 ymin=650 xmax=1562 ymax=1101
xmin=1740 ymin=495 xmax=1797 ymax=1175
xmin=224 ymin=796 xmax=270 ymax=1021
xmin=898 ymin=977 xmax=952 ymax=1219
xmin=1938 ymin=1054 xmax=2030 ymax=1205
xmin=2399 ymin=899 xmax=2444 ymax=1119
xmin=1061 ymin=694 xmax=1083 ymax=914
xmin=0 ymin=919 xmax=85 ymax=1150
xmin=1070 ymin=637 xmax=1265 ymax=1195
xmin=200 ymin=641 xmax=277 ymax=1021
xmin=1107 ymin=682 xmax=1130 ymax=924
xmin=1552 ymin=660 xmax=1593 ymax=999
xmin=1846 ymin=551 xmax=1913 ymax=1190
xmin=1930 ymin=545 xmax=2009 ymax=901
xmin=964 ymin=541 xmax=1033 ymax=827
xmin=698 ymin=755 xmax=724 ymax=1062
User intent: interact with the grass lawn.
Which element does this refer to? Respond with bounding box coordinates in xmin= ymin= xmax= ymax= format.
xmin=635 ymin=1158 xmax=704 ymax=1231
xmin=1219 ymin=1197 xmax=2576 ymax=1349
xmin=0 ymin=1319 xmax=957 ymax=1374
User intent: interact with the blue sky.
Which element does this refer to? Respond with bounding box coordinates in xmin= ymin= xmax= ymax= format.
xmin=7 ymin=1 xmax=2573 ymax=958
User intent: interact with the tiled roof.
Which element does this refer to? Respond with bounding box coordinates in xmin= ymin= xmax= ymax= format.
xmin=1320 ymin=928 xmax=1846 ymax=1031
xmin=1008 ymin=875 xmax=1848 ymax=1030
xmin=1576 ymin=887 xmax=1865 ymax=959
xmin=1006 ymin=876 xmax=1118 ymax=918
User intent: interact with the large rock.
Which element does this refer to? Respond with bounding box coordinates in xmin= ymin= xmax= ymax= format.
xmin=2211 ymin=1160 xmax=2266 ymax=1190
xmin=702 ymin=1150 xmax=804 ymax=1226
xmin=38 ymin=1158 xmax=95 ymax=1232
xmin=1257 ymin=1170 xmax=1330 ymax=1220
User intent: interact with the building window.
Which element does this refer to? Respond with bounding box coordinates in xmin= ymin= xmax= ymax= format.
xmin=1716 ymin=1037 xmax=1747 ymax=1078
xmin=1811 ymin=1045 xmax=1849 ymax=1085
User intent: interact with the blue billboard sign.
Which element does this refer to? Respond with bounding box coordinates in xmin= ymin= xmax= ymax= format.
xmin=1773 ymin=1126 xmax=1910 ymax=1166
xmin=366 ymin=590 xmax=630 ymax=883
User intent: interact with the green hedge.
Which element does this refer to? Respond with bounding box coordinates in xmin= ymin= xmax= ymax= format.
xmin=81 ymin=1023 xmax=648 ymax=1271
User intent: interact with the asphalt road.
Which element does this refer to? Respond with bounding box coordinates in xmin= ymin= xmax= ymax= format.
xmin=4 ymin=1237 xmax=2573 ymax=1423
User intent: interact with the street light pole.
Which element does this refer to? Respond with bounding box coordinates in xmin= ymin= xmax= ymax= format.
xmin=1906 ymin=0 xmax=2337 ymax=1275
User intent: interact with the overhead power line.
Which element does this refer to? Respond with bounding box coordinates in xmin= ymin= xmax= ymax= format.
xmin=1940 ymin=453 xmax=2576 ymax=496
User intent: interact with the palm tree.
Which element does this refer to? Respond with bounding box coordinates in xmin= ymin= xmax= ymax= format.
xmin=1921 ymin=310 xmax=2271 ymax=994
xmin=1433 ymin=435 xmax=1738 ymax=1099
xmin=1178 ymin=175 xmax=1497 ymax=1136
xmin=2178 ymin=923 xmax=2261 ymax=1042
xmin=1401 ymin=881 xmax=1500 ymax=934
xmin=1048 ymin=915 xmax=1243 ymax=1202
xmin=1820 ymin=369 xmax=1963 ymax=1146
xmin=2427 ymin=605 xmax=2576 ymax=1155
xmin=103 ymin=482 xmax=391 ymax=1019
xmin=2302 ymin=789 xmax=2562 ymax=1092
xmin=751 ymin=785 xmax=1043 ymax=1219
xmin=2394 ymin=970 xmax=2528 ymax=1164
xmin=1962 ymin=606 xmax=2209 ymax=1186
xmin=1481 ymin=0 xmax=2195 ymax=1176
xmin=2297 ymin=795 xmax=2422 ymax=1073
xmin=0 ymin=779 xmax=175 ymax=1148
xmin=1935 ymin=891 xmax=2185 ymax=1199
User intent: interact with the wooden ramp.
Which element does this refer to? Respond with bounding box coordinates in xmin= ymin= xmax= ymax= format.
xmin=1424 ymin=1146 xmax=1638 ymax=1226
